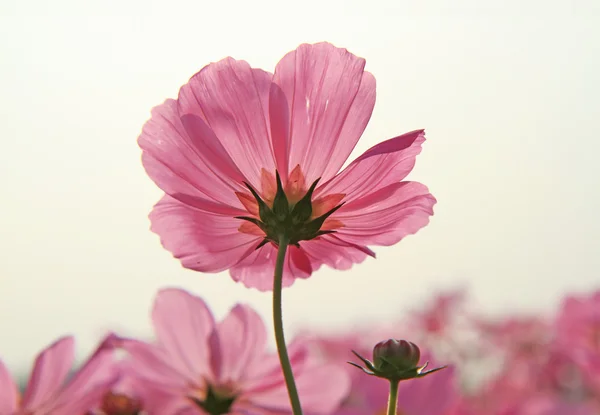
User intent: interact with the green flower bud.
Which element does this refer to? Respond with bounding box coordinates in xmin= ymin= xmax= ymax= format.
xmin=373 ymin=339 xmax=421 ymax=372
xmin=348 ymin=338 xmax=447 ymax=382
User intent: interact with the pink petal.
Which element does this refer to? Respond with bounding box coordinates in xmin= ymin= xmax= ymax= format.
xmin=243 ymin=342 xmax=310 ymax=394
xmin=138 ymin=386 xmax=202 ymax=415
xmin=49 ymin=378 xmax=116 ymax=415
xmin=396 ymin=366 xmax=459 ymax=415
xmin=152 ymin=288 xmax=215 ymax=382
xmin=45 ymin=334 xmax=120 ymax=413
xmin=294 ymin=363 xmax=351 ymax=414
xmin=317 ymin=129 xmax=426 ymax=203
xmin=118 ymin=338 xmax=189 ymax=389
xmin=229 ymin=244 xmax=312 ymax=291
xmin=247 ymin=360 xmax=350 ymax=415
xmin=272 ymin=42 xmax=375 ymax=185
xmin=177 ymin=57 xmax=277 ymax=189
xmin=209 ymin=304 xmax=267 ymax=384
xmin=301 ymin=234 xmax=374 ymax=271
xmin=21 ymin=336 xmax=75 ymax=410
xmin=138 ymin=99 xmax=246 ymax=214
xmin=149 ymin=195 xmax=261 ymax=273
xmin=269 ymin=82 xmax=290 ymax=180
xmin=0 ymin=360 xmax=18 ymax=414
xmin=335 ymin=181 xmax=436 ymax=246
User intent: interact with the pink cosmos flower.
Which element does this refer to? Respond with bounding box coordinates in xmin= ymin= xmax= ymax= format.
xmin=555 ymin=291 xmax=600 ymax=363
xmin=0 ymin=335 xmax=118 ymax=415
xmin=554 ymin=291 xmax=600 ymax=398
xmin=412 ymin=289 xmax=466 ymax=336
xmin=139 ymin=42 xmax=436 ymax=290
xmin=88 ymin=360 xmax=145 ymax=415
xmin=115 ymin=288 xmax=350 ymax=415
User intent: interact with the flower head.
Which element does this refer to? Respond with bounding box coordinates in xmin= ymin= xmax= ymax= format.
xmin=0 ymin=335 xmax=118 ymax=415
xmin=349 ymin=339 xmax=446 ymax=382
xmin=139 ymin=42 xmax=436 ymax=290
xmin=89 ymin=360 xmax=145 ymax=415
xmin=115 ymin=288 xmax=350 ymax=415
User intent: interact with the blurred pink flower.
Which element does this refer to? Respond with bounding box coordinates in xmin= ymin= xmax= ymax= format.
xmin=412 ymin=289 xmax=466 ymax=336
xmin=555 ymin=291 xmax=600 ymax=362
xmin=139 ymin=41 xmax=435 ymax=290
xmin=116 ymin=288 xmax=350 ymax=415
xmin=478 ymin=316 xmax=551 ymax=362
xmin=554 ymin=290 xmax=600 ymax=397
xmin=89 ymin=360 xmax=145 ymax=415
xmin=0 ymin=335 xmax=118 ymax=415
xmin=501 ymin=395 xmax=597 ymax=415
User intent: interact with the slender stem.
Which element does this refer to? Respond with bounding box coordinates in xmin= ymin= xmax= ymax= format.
xmin=273 ymin=235 xmax=303 ymax=415
xmin=387 ymin=380 xmax=399 ymax=415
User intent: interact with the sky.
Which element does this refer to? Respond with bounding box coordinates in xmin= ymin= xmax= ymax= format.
xmin=1 ymin=0 xmax=599 ymax=373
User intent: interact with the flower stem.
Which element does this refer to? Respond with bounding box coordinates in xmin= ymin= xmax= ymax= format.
xmin=387 ymin=380 xmax=399 ymax=415
xmin=273 ymin=235 xmax=303 ymax=415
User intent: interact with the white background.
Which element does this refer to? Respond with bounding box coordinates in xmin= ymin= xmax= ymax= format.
xmin=1 ymin=0 xmax=599 ymax=374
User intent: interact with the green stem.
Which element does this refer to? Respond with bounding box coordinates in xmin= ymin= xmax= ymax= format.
xmin=387 ymin=380 xmax=399 ymax=415
xmin=273 ymin=235 xmax=303 ymax=415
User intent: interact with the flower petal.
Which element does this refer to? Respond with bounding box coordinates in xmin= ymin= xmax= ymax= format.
xmin=209 ymin=304 xmax=267 ymax=384
xmin=21 ymin=336 xmax=75 ymax=410
xmin=247 ymin=358 xmax=350 ymax=415
xmin=294 ymin=363 xmax=351 ymax=414
xmin=272 ymin=42 xmax=374 ymax=184
xmin=335 ymin=181 xmax=436 ymax=246
xmin=178 ymin=57 xmax=277 ymax=189
xmin=138 ymin=385 xmax=202 ymax=415
xmin=149 ymin=195 xmax=261 ymax=273
xmin=317 ymin=129 xmax=426 ymax=203
xmin=139 ymin=99 xmax=246 ymax=213
xmin=301 ymin=234 xmax=374 ymax=271
xmin=152 ymin=288 xmax=215 ymax=381
xmin=0 ymin=360 xmax=18 ymax=414
xmin=49 ymin=378 xmax=117 ymax=415
xmin=243 ymin=342 xmax=309 ymax=394
xmin=47 ymin=334 xmax=120 ymax=414
xmin=118 ymin=337 xmax=188 ymax=388
xmin=396 ymin=366 xmax=458 ymax=415
xmin=229 ymin=244 xmax=312 ymax=291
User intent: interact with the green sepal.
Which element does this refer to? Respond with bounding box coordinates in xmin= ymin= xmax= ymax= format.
xmin=271 ymin=171 xmax=290 ymax=221
xmin=243 ymin=181 xmax=276 ymax=225
xmin=302 ymin=202 xmax=345 ymax=236
xmin=290 ymin=178 xmax=320 ymax=223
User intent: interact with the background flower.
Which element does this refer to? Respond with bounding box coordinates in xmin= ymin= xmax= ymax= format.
xmin=0 ymin=335 xmax=117 ymax=415
xmin=115 ymin=288 xmax=350 ymax=415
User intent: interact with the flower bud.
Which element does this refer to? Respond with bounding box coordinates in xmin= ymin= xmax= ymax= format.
xmin=373 ymin=339 xmax=420 ymax=372
xmin=348 ymin=338 xmax=447 ymax=382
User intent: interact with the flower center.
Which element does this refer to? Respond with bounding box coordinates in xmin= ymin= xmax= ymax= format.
xmin=191 ymin=385 xmax=236 ymax=415
xmin=98 ymin=392 xmax=142 ymax=415
xmin=235 ymin=166 xmax=345 ymax=247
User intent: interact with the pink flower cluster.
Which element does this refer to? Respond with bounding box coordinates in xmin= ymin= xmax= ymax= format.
xmin=4 ymin=288 xmax=597 ymax=415
xmin=0 ymin=289 xmax=349 ymax=415
xmin=294 ymin=289 xmax=600 ymax=415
